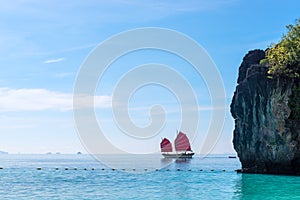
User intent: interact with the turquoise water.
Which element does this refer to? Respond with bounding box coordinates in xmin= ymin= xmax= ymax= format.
xmin=0 ymin=154 xmax=299 ymax=199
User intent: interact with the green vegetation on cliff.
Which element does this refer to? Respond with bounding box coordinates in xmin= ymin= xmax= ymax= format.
xmin=260 ymin=19 xmax=300 ymax=78
xmin=260 ymin=19 xmax=300 ymax=120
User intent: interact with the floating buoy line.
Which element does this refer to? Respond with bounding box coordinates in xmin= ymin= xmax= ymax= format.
xmin=0 ymin=167 xmax=240 ymax=172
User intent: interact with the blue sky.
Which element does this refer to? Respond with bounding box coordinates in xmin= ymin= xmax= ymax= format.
xmin=0 ymin=0 xmax=299 ymax=154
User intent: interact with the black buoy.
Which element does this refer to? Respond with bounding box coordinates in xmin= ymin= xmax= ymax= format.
xmin=199 ymin=169 xmax=203 ymax=171
xmin=37 ymin=167 xmax=42 ymax=170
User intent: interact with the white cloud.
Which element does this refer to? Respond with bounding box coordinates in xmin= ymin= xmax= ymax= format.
xmin=0 ymin=87 xmax=111 ymax=112
xmin=43 ymin=57 xmax=65 ymax=64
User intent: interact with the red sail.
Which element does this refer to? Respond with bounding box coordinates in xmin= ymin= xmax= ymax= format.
xmin=175 ymin=132 xmax=191 ymax=151
xmin=160 ymin=138 xmax=172 ymax=152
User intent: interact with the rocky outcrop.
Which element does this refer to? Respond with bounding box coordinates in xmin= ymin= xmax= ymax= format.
xmin=231 ymin=49 xmax=300 ymax=175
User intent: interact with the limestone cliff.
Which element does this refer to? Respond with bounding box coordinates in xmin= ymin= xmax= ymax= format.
xmin=231 ymin=49 xmax=300 ymax=175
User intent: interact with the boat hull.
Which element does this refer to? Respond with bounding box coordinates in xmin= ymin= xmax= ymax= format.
xmin=162 ymin=152 xmax=194 ymax=159
xmin=228 ymin=156 xmax=237 ymax=158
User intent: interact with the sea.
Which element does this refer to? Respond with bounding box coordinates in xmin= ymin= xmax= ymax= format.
xmin=0 ymin=154 xmax=299 ymax=200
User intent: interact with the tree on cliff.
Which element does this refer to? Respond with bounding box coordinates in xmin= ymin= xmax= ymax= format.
xmin=261 ymin=18 xmax=300 ymax=119
xmin=261 ymin=19 xmax=300 ymax=78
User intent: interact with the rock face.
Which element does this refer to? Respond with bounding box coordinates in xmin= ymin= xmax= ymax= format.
xmin=231 ymin=49 xmax=300 ymax=175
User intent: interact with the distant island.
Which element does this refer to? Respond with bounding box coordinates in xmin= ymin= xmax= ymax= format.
xmin=0 ymin=151 xmax=8 ymax=154
xmin=231 ymin=19 xmax=300 ymax=175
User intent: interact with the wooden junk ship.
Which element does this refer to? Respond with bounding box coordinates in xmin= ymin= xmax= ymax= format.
xmin=160 ymin=131 xmax=194 ymax=158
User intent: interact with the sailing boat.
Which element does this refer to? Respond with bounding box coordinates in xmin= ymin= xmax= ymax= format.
xmin=160 ymin=131 xmax=195 ymax=158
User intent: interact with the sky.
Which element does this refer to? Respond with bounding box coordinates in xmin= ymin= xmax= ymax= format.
xmin=0 ymin=0 xmax=299 ymax=154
